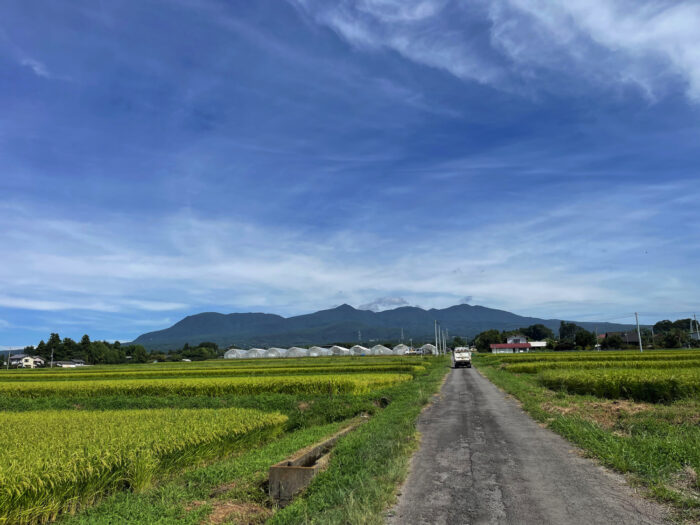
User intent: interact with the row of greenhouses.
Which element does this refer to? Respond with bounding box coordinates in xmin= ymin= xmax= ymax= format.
xmin=223 ymin=343 xmax=437 ymax=359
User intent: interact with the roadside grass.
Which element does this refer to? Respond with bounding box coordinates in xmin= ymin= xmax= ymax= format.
xmin=268 ymin=356 xmax=450 ymax=525
xmin=474 ymin=355 xmax=700 ymax=523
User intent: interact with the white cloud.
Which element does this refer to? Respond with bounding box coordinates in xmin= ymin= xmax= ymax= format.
xmin=290 ymin=0 xmax=505 ymax=85
xmin=358 ymin=296 xmax=411 ymax=311
xmin=291 ymin=0 xmax=700 ymax=101
xmin=1 ymin=179 xmax=698 ymax=325
xmin=20 ymin=58 xmax=50 ymax=78
xmin=488 ymin=0 xmax=700 ymax=101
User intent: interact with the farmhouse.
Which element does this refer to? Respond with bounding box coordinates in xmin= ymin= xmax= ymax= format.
xmin=9 ymin=354 xmax=46 ymax=368
xmin=490 ymin=343 xmax=531 ymax=354
xmin=54 ymin=359 xmax=86 ymax=368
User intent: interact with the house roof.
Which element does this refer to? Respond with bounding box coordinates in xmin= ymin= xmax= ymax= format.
xmin=490 ymin=343 xmax=531 ymax=349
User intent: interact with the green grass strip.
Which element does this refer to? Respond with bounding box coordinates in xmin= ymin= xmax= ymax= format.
xmin=268 ymin=356 xmax=450 ymax=525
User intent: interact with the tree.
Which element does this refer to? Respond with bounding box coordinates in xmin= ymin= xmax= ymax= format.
xmin=575 ymin=328 xmax=596 ymax=349
xmin=559 ymin=322 xmax=579 ymax=343
xmin=132 ymin=345 xmax=148 ymax=363
xmin=521 ymin=324 xmax=555 ymax=341
xmin=662 ymin=329 xmax=689 ymax=349
xmin=474 ymin=329 xmax=504 ymax=353
xmin=601 ymin=334 xmax=624 ymax=349
xmin=653 ymin=320 xmax=673 ymax=334
xmin=452 ymin=336 xmax=467 ymax=348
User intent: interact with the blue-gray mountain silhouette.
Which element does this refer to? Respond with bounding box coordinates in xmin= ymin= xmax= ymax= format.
xmin=131 ymin=303 xmax=633 ymax=350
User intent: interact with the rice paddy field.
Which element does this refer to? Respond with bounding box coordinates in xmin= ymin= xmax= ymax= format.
xmin=0 ymin=355 xmax=450 ymax=525
xmin=474 ymin=349 xmax=700 ymax=522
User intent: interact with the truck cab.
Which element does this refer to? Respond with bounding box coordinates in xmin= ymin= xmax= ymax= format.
xmin=453 ymin=347 xmax=472 ymax=368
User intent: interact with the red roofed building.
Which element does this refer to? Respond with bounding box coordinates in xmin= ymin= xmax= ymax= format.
xmin=490 ymin=343 xmax=531 ymax=354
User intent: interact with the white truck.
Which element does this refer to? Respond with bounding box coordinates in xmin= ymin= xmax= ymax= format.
xmin=453 ymin=347 xmax=472 ymax=368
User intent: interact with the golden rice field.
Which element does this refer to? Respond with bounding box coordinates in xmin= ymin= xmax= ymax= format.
xmin=0 ymin=355 xmax=428 ymax=524
xmin=480 ymin=349 xmax=700 ymax=402
xmin=0 ymin=407 xmax=286 ymax=525
xmin=0 ymin=373 xmax=412 ymax=398
xmin=0 ymin=363 xmax=424 ymax=382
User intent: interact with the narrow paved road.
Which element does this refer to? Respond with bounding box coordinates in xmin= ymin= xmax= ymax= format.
xmin=389 ymin=367 xmax=670 ymax=525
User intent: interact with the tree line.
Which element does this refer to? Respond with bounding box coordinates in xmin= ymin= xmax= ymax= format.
xmin=469 ymin=318 xmax=698 ymax=352
xmin=1 ymin=334 xmax=226 ymax=366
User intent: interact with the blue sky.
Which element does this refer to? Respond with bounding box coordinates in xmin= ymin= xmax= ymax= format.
xmin=2 ymin=0 xmax=699 ymax=346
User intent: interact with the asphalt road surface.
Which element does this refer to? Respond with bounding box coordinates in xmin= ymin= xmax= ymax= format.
xmin=388 ymin=367 xmax=670 ymax=525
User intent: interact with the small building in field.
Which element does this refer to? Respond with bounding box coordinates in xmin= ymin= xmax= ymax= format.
xmin=528 ymin=341 xmax=547 ymax=349
xmin=21 ymin=356 xmax=46 ymax=368
xmin=8 ymin=354 xmax=28 ymax=367
xmin=490 ymin=343 xmax=531 ymax=354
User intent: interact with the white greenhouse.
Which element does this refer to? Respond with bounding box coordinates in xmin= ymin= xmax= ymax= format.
xmin=223 ymin=348 xmax=248 ymax=359
xmin=286 ymin=347 xmax=309 ymax=358
xmin=330 ymin=345 xmax=350 ymax=356
xmin=419 ymin=344 xmax=438 ymax=355
xmin=307 ymin=346 xmax=324 ymax=357
xmin=371 ymin=344 xmax=393 ymax=355
xmin=350 ymin=345 xmax=369 ymax=356
xmin=393 ymin=344 xmax=410 ymax=355
xmin=304 ymin=346 xmax=333 ymax=356
xmin=264 ymin=348 xmax=287 ymax=358
xmin=246 ymin=348 xmax=266 ymax=358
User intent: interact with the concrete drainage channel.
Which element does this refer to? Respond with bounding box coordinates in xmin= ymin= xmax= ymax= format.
xmin=269 ymin=421 xmax=363 ymax=507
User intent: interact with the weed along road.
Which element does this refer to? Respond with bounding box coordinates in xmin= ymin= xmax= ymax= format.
xmin=388 ymin=367 xmax=670 ymax=525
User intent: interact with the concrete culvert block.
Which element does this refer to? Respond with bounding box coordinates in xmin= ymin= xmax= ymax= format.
xmin=269 ymin=423 xmax=360 ymax=507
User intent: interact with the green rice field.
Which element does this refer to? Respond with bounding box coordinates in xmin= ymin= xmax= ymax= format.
xmin=0 ymin=355 xmax=449 ymax=524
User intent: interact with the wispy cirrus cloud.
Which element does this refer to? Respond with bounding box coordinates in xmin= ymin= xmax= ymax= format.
xmin=291 ymin=0 xmax=700 ymax=101
xmin=20 ymin=57 xmax=50 ymax=78
xmin=2 ymin=176 xmax=698 ymax=336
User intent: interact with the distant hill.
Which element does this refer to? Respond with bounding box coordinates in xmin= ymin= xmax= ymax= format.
xmin=131 ymin=304 xmax=634 ymax=350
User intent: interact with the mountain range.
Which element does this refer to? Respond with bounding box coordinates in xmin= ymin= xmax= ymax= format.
xmin=131 ymin=304 xmax=634 ymax=350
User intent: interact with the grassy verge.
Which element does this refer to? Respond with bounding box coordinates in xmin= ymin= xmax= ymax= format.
xmin=268 ymin=356 xmax=450 ymax=525
xmin=473 ymin=355 xmax=700 ymax=523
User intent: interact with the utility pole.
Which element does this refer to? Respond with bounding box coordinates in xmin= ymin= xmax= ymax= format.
xmin=435 ymin=321 xmax=439 ymax=355
xmin=651 ymin=326 xmax=655 ymax=349
xmin=635 ymin=312 xmax=643 ymax=353
xmin=695 ymin=314 xmax=700 ymax=346
xmin=6 ymin=350 xmax=10 ymax=370
xmin=401 ymin=327 xmax=404 ymax=344
xmin=50 ymin=347 xmax=54 ymax=368
xmin=595 ymin=328 xmax=599 ymax=350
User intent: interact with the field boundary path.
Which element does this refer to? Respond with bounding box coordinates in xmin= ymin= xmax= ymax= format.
xmin=388 ymin=367 xmax=671 ymax=525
